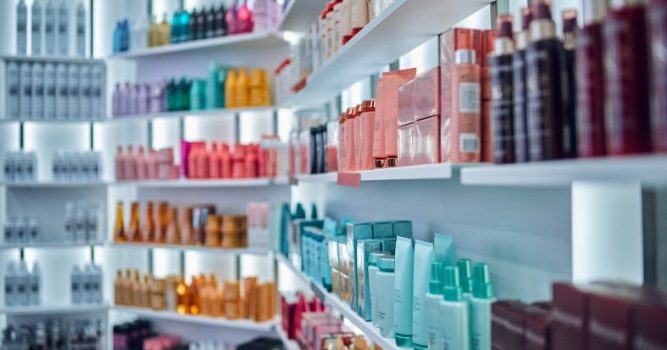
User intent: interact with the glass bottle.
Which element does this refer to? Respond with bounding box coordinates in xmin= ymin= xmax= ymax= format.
xmin=128 ymin=201 xmax=140 ymax=241
xmin=180 ymin=9 xmax=191 ymax=42
xmin=141 ymin=201 xmax=154 ymax=242
xmin=176 ymin=276 xmax=189 ymax=314
xmin=158 ymin=13 xmax=171 ymax=46
xmin=170 ymin=11 xmax=180 ymax=43
xmin=114 ymin=201 xmax=125 ymax=242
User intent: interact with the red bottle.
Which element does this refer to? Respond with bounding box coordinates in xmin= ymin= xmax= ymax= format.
xmin=136 ymin=146 xmax=147 ymax=180
xmin=209 ymin=143 xmax=221 ymax=178
xmin=604 ymin=0 xmax=652 ymax=155
xmin=220 ymin=143 xmax=231 ymax=178
xmin=245 ymin=144 xmax=258 ymax=178
xmin=232 ymin=144 xmax=245 ymax=178
xmin=577 ymin=0 xmax=608 ymax=157
xmin=650 ymin=0 xmax=667 ymax=152
xmin=196 ymin=144 xmax=210 ymax=179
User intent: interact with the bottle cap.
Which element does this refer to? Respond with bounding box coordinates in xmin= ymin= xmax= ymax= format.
xmin=472 ymin=263 xmax=494 ymax=299
xmin=561 ymin=9 xmax=578 ymax=34
xmin=429 ymin=261 xmax=444 ymax=294
xmin=497 ymin=15 xmax=514 ymax=39
xmin=457 ymin=259 xmax=473 ymax=294
xmin=362 ymin=99 xmax=376 ymax=112
xmin=521 ymin=7 xmax=532 ymax=31
xmin=369 ymin=252 xmax=383 ymax=267
xmin=395 ymin=334 xmax=413 ymax=347
xmin=531 ymin=0 xmax=552 ymax=21
xmin=377 ymin=255 xmax=395 ymax=271
xmin=443 ymin=266 xmax=463 ymax=301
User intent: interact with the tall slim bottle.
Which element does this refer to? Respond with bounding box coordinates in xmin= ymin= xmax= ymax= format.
xmin=181 ymin=9 xmax=191 ymax=42
xmin=490 ymin=15 xmax=515 ymax=164
xmin=604 ymin=0 xmax=652 ymax=154
xmin=526 ymin=0 xmax=566 ymax=161
xmin=469 ymin=263 xmax=495 ymax=350
xmin=216 ymin=4 xmax=228 ymax=36
xmin=45 ymin=0 xmax=56 ymax=55
xmin=32 ymin=63 xmax=44 ymax=120
xmin=452 ymin=34 xmax=482 ymax=162
xmin=57 ymin=0 xmax=69 ymax=56
xmin=32 ymin=0 xmax=43 ymax=56
xmin=561 ymin=9 xmax=579 ymax=158
xmin=16 ymin=0 xmax=27 ymax=55
xmin=171 ymin=11 xmax=181 ymax=43
xmin=128 ymin=202 xmax=140 ymax=241
xmin=425 ymin=262 xmax=445 ymax=350
xmin=577 ymin=0 xmax=608 ymax=157
xmin=190 ymin=8 xmax=200 ymax=40
xmin=513 ymin=7 xmax=531 ymax=162
xmin=76 ymin=1 xmax=86 ymax=57
xmin=651 ymin=0 xmax=667 ymax=152
xmin=141 ymin=201 xmax=155 ymax=242
xmin=440 ymin=266 xmax=470 ymax=350
xmin=206 ymin=6 xmax=216 ymax=38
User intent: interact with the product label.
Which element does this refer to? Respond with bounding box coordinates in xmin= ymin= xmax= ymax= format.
xmin=491 ymin=54 xmax=514 ymax=163
xmin=459 ymin=82 xmax=481 ymax=114
xmin=459 ymin=133 xmax=479 ymax=153
xmin=590 ymin=319 xmax=627 ymax=345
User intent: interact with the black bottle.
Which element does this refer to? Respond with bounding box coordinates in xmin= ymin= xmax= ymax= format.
xmin=206 ymin=6 xmax=217 ymax=38
xmin=561 ymin=9 xmax=579 ymax=158
xmin=513 ymin=7 xmax=531 ymax=162
xmin=490 ymin=15 xmax=515 ymax=164
xmin=189 ymin=8 xmax=199 ymax=40
xmin=216 ymin=4 xmax=228 ymax=37
xmin=195 ymin=7 xmax=206 ymax=40
xmin=526 ymin=0 xmax=566 ymax=161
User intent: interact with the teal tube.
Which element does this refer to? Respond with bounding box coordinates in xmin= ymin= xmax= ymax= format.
xmin=412 ymin=240 xmax=434 ymax=349
xmin=393 ymin=236 xmax=414 ymax=347
xmin=434 ymin=233 xmax=456 ymax=266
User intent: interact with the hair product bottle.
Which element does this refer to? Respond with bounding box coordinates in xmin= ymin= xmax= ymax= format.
xmin=490 ymin=15 xmax=515 ymax=164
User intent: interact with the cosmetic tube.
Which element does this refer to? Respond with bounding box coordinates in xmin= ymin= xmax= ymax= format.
xmin=491 ymin=15 xmax=515 ymax=164
xmin=346 ymin=222 xmax=373 ymax=313
xmin=441 ymin=265 xmax=470 ymax=350
xmin=393 ymin=236 xmax=414 ymax=347
xmin=426 ymin=261 xmax=445 ymax=350
xmin=434 ymin=233 xmax=456 ymax=266
xmin=357 ymin=239 xmax=383 ymax=320
xmin=412 ymin=240 xmax=434 ymax=349
xmin=373 ymin=76 xmax=387 ymax=167
xmin=369 ymin=252 xmax=383 ymax=327
xmin=513 ymin=8 xmax=532 ymax=162
xmin=470 ymin=263 xmax=495 ymax=350
xmin=377 ymin=254 xmax=395 ymax=338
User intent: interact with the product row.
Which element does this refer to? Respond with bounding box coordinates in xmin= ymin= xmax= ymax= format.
xmin=2 ymin=317 xmax=105 ymax=349
xmin=15 ymin=0 xmax=87 ymax=57
xmin=114 ymin=146 xmax=178 ymax=181
xmin=489 ymin=0 xmax=667 ymax=162
xmin=111 ymin=65 xmax=271 ymax=117
xmin=64 ymin=201 xmax=103 ymax=244
xmin=1 ymin=151 xmax=37 ymax=182
xmin=53 ymin=151 xmax=102 ymax=182
xmin=4 ymin=60 xmax=106 ymax=121
xmin=71 ymin=264 xmax=104 ymax=305
xmin=3 ymin=260 xmax=40 ymax=307
xmin=114 ymin=271 xmax=277 ymax=322
xmin=112 ymin=0 xmax=279 ymax=54
xmin=281 ymin=293 xmax=374 ymax=350
xmin=3 ymin=216 xmax=39 ymax=245
xmin=113 ymin=201 xmax=273 ymax=250
xmin=113 ymin=319 xmax=233 ymax=350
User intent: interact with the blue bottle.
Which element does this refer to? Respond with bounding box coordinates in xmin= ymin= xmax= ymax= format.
xmin=122 ymin=19 xmax=130 ymax=52
xmin=171 ymin=11 xmax=180 ymax=43
xmin=112 ymin=21 xmax=121 ymax=53
xmin=180 ymin=9 xmax=191 ymax=42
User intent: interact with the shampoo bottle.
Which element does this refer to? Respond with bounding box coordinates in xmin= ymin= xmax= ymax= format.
xmin=513 ymin=7 xmax=532 ymax=162
xmin=56 ymin=63 xmax=68 ymax=119
xmin=5 ymin=262 xmax=17 ymax=307
xmin=76 ymin=1 xmax=86 ymax=57
xmin=207 ymin=62 xmax=223 ymax=109
xmin=16 ymin=0 xmax=27 ymax=55
xmin=44 ymin=63 xmax=55 ymax=119
xmin=440 ymin=265 xmax=470 ymax=350
xmin=17 ymin=260 xmax=29 ymax=306
xmin=490 ymin=15 xmax=515 ymax=164
xmin=57 ymin=0 xmax=69 ymax=56
xmin=368 ymin=252 xmax=382 ymax=327
xmin=7 ymin=62 xmax=20 ymax=119
xmin=469 ymin=263 xmax=495 ymax=350
xmin=377 ymin=255 xmax=395 ymax=338
xmin=45 ymin=0 xmax=56 ymax=55
xmin=32 ymin=0 xmax=44 ymax=56
xmin=425 ymin=261 xmax=445 ymax=350
xmin=32 ymin=63 xmax=44 ymax=120
xmin=67 ymin=64 xmax=80 ymax=120
xmin=393 ymin=236 xmax=414 ymax=347
xmin=30 ymin=262 xmax=40 ymax=305
xmin=561 ymin=9 xmax=578 ymax=158
xmin=19 ymin=63 xmax=32 ymax=120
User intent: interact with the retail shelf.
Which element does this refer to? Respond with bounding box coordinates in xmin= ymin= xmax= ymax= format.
xmin=112 ymin=306 xmax=277 ymax=331
xmin=109 ymin=242 xmax=270 ymax=255
xmin=294 ymin=163 xmax=455 ymax=184
xmin=294 ymin=172 xmax=338 ymax=183
xmin=0 ymin=54 xmax=104 ymax=64
xmin=0 ymin=118 xmax=105 ymax=124
xmin=461 ymin=155 xmax=667 ymax=186
xmin=1 ymin=181 xmax=108 ymax=188
xmin=275 ymin=324 xmax=300 ymax=350
xmin=105 ymin=106 xmax=275 ymax=123
xmin=279 ymin=0 xmax=491 ymax=107
xmin=278 ymin=0 xmax=329 ymax=32
xmin=0 ymin=241 xmax=106 ymax=250
xmin=109 ymin=32 xmax=286 ymax=59
xmin=109 ymin=178 xmax=281 ymax=188
xmin=0 ymin=303 xmax=109 ymax=316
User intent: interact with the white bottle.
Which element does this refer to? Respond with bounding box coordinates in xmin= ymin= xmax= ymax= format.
xmin=57 ymin=0 xmax=69 ymax=56
xmin=56 ymin=63 xmax=68 ymax=119
xmin=3 ymin=152 xmax=15 ymax=181
xmin=52 ymin=150 xmax=62 ymax=181
xmin=82 ymin=264 xmax=93 ymax=303
xmin=19 ymin=63 xmax=32 ymax=120
xmin=91 ymin=152 xmax=101 ymax=180
xmin=438 ymin=265 xmax=470 ymax=350
xmin=16 ymin=217 xmax=28 ymax=243
xmin=45 ymin=0 xmax=56 ymax=55
xmin=4 ymin=262 xmax=17 ymax=307
xmin=67 ymin=64 xmax=79 ymax=120
xmin=79 ymin=151 xmax=90 ymax=180
xmin=91 ymin=64 xmax=103 ymax=119
xmin=75 ymin=1 xmax=85 ymax=57
xmin=79 ymin=65 xmax=91 ymax=119
xmin=32 ymin=0 xmax=44 ymax=56
xmin=6 ymin=62 xmax=20 ymax=120
xmin=30 ymin=262 xmax=41 ymax=305
xmin=64 ymin=201 xmax=75 ymax=241
xmin=44 ymin=63 xmax=56 ymax=119
xmin=75 ymin=201 xmax=87 ymax=243
xmin=16 ymin=0 xmax=27 ymax=55
xmin=93 ymin=264 xmax=102 ymax=303
xmin=32 ymin=63 xmax=44 ymax=120
xmin=26 ymin=152 xmax=37 ymax=181
xmin=16 ymin=260 xmax=29 ymax=306
xmin=71 ymin=265 xmax=81 ymax=304
xmin=28 ymin=217 xmax=39 ymax=243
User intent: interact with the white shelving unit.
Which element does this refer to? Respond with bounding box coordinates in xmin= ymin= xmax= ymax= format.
xmin=0 ymin=303 xmax=109 ymax=316
xmin=104 ymin=106 xmax=275 ymax=123
xmin=109 ymin=242 xmax=269 ymax=256
xmin=294 ymin=163 xmax=454 ymax=184
xmin=110 ymin=178 xmax=281 ymax=188
xmin=112 ymin=306 xmax=277 ymax=331
xmin=1 ymin=181 xmax=109 ymax=188
xmin=109 ymin=32 xmax=286 ymax=59
xmin=279 ymin=0 xmax=492 ymax=107
xmin=0 ymin=241 xmax=106 ymax=250
xmin=278 ymin=0 xmax=329 ymax=32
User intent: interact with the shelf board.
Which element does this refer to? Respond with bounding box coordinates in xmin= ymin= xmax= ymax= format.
xmin=112 ymin=306 xmax=277 ymax=331
xmin=294 ymin=172 xmax=338 ymax=183
xmin=278 ymin=0 xmax=329 ymax=32
xmin=110 ymin=178 xmax=280 ymax=188
xmin=0 ymin=303 xmax=109 ymax=316
xmin=294 ymin=163 xmax=455 ymax=184
xmin=109 ymin=32 xmax=286 ymax=59
xmin=279 ymin=0 xmax=491 ymax=107
xmin=461 ymin=155 xmax=667 ymax=186
xmin=105 ymin=106 xmax=275 ymax=123
xmin=0 ymin=118 xmax=105 ymax=124
xmin=1 ymin=181 xmax=108 ymax=188
xmin=0 ymin=55 xmax=104 ymax=64
xmin=109 ymin=242 xmax=269 ymax=255
xmin=0 ymin=241 xmax=106 ymax=250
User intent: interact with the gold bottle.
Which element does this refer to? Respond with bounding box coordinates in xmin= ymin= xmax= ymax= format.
xmin=213 ymin=286 xmax=224 ymax=317
xmin=132 ymin=270 xmax=143 ymax=307
xmin=151 ymin=278 xmax=166 ymax=310
xmin=205 ymin=214 xmax=220 ymax=247
xmin=114 ymin=270 xmax=124 ymax=305
xmin=249 ymin=69 xmax=263 ymax=107
xmin=244 ymin=277 xmax=257 ymax=320
xmin=188 ymin=276 xmax=201 ymax=315
xmin=165 ymin=207 xmax=180 ymax=244
xmin=224 ymin=280 xmax=240 ymax=319
xmin=141 ymin=201 xmax=155 ymax=242
xmin=157 ymin=14 xmax=170 ymax=46
xmin=225 ymin=69 xmax=238 ymax=108
xmin=148 ymin=15 xmax=158 ymax=47
xmin=176 ymin=276 xmax=189 ymax=315
xmin=122 ymin=270 xmax=133 ymax=306
xmin=114 ymin=201 xmax=125 ymax=242
xmin=128 ymin=202 xmax=140 ymax=242
xmin=156 ymin=202 xmax=169 ymax=243
xmin=235 ymin=68 xmax=249 ymax=108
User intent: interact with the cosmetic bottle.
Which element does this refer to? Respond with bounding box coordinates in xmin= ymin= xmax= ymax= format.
xmin=526 ymin=0 xmax=566 ymax=161
xmin=57 ymin=0 xmax=69 ymax=56
xmin=16 ymin=0 xmax=27 ymax=55
xmin=561 ymin=9 xmax=579 ymax=159
xmin=412 ymin=241 xmax=434 ymax=350
xmin=87 ymin=202 xmax=100 ymax=242
xmin=71 ymin=265 xmax=81 ymax=304
xmin=368 ymin=252 xmax=382 ymax=326
xmin=56 ymin=63 xmax=68 ymax=119
xmin=376 ymin=254 xmax=395 ymax=338
xmin=4 ymin=262 xmax=16 ymax=307
xmin=32 ymin=0 xmax=43 ymax=56
xmin=190 ymin=8 xmax=200 ymax=40
xmin=76 ymin=1 xmax=85 ymax=57
xmin=236 ymin=68 xmax=250 ymax=107
xmin=604 ymin=0 xmax=652 ymax=154
xmin=394 ymin=236 xmax=414 ymax=347
xmin=140 ymin=201 xmax=154 ymax=242
xmin=490 ymin=16 xmax=515 ymax=164
xmin=652 ymin=0 xmax=667 ymax=152
xmin=354 ymin=105 xmax=364 ymax=171
xmin=171 ymin=11 xmax=181 ymax=43
xmin=45 ymin=0 xmax=56 ymax=55
xmin=576 ymin=1 xmax=608 ymax=157
xmin=208 ymin=62 xmax=223 ymax=109
xmin=16 ymin=260 xmax=29 ymax=306
xmin=513 ymin=7 xmax=531 ymax=162
xmin=205 ymin=6 xmax=216 ymax=38
xmin=216 ymin=4 xmax=227 ymax=36
xmin=238 ymin=0 xmax=254 ymax=34
xmin=43 ymin=63 xmax=55 ymax=119
xmin=181 ymin=9 xmax=192 ymax=42
xmin=68 ymin=64 xmax=80 ymax=120
xmin=227 ymin=1 xmax=239 ymax=35
xmin=344 ymin=107 xmax=357 ymax=171
xmin=359 ymin=100 xmax=376 ymax=170
xmin=32 ymin=63 xmax=44 ymax=120
xmin=128 ymin=202 xmax=140 ymax=241
xmin=440 ymin=265 xmax=470 ymax=350
xmin=482 ymin=29 xmax=496 ymax=164
xmin=30 ymin=262 xmax=40 ymax=305
xmin=91 ymin=64 xmax=103 ymax=118
xmin=7 ymin=62 xmax=19 ymax=119
xmin=470 ymin=263 xmax=495 ymax=350
xmin=425 ymin=261 xmax=445 ymax=349
xmin=452 ymin=33 xmax=482 ymax=162
xmin=75 ymin=201 xmax=87 ymax=242
xmin=19 ymin=63 xmax=32 ymax=120
xmin=79 ymin=65 xmax=91 ymax=118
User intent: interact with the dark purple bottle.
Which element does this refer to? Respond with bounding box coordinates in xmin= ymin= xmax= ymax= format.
xmin=526 ymin=1 xmax=566 ymax=161
xmin=576 ymin=0 xmax=608 ymax=157
xmin=513 ymin=7 xmax=531 ymax=162
xmin=650 ymin=0 xmax=667 ymax=152
xmin=604 ymin=0 xmax=652 ymax=155
xmin=196 ymin=7 xmax=206 ymax=40
xmin=216 ymin=5 xmax=228 ymax=37
xmin=490 ymin=15 xmax=515 ymax=164
xmin=205 ymin=6 xmax=215 ymax=38
xmin=561 ymin=9 xmax=578 ymax=158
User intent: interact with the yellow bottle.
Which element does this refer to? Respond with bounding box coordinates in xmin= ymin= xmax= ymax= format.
xmin=148 ymin=16 xmax=158 ymax=47
xmin=176 ymin=276 xmax=189 ymax=315
xmin=225 ymin=69 xmax=237 ymax=108
xmin=235 ymin=68 xmax=249 ymax=107
xmin=158 ymin=14 xmax=171 ymax=46
xmin=249 ymin=69 xmax=262 ymax=107
xmin=260 ymin=69 xmax=271 ymax=106
xmin=114 ymin=201 xmax=125 ymax=242
xmin=129 ymin=202 xmax=140 ymax=242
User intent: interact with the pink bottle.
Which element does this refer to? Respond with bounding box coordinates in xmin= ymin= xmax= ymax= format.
xmin=136 ymin=146 xmax=147 ymax=180
xmin=220 ymin=143 xmax=232 ymax=178
xmin=232 ymin=144 xmax=245 ymax=178
xmin=209 ymin=143 xmax=221 ymax=178
xmin=196 ymin=144 xmax=209 ymax=179
xmin=355 ymin=105 xmax=363 ymax=171
xmin=114 ymin=146 xmax=125 ymax=180
xmin=343 ymin=108 xmax=356 ymax=172
xmin=360 ymin=100 xmax=376 ymax=170
xmin=148 ymin=149 xmax=158 ymax=179
xmin=245 ymin=144 xmax=258 ymax=178
xmin=226 ymin=1 xmax=239 ymax=34
xmin=124 ymin=145 xmax=136 ymax=180
xmin=237 ymin=0 xmax=254 ymax=33
xmin=188 ymin=144 xmax=199 ymax=179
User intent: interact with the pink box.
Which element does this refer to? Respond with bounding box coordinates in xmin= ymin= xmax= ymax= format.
xmin=398 ymin=80 xmax=417 ymax=126
xmin=398 ymin=122 xmax=416 ymax=167
xmin=414 ymin=116 xmax=441 ymax=165
xmin=398 ymin=66 xmax=441 ymax=126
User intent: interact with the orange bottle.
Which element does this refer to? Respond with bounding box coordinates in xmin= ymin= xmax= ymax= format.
xmin=128 ymin=202 xmax=140 ymax=242
xmin=114 ymin=201 xmax=125 ymax=242
xmin=141 ymin=201 xmax=155 ymax=242
xmin=180 ymin=207 xmax=193 ymax=245
xmin=188 ymin=144 xmax=199 ymax=179
xmin=156 ymin=202 xmax=169 ymax=243
xmin=225 ymin=69 xmax=238 ymax=108
xmin=452 ymin=30 xmax=482 ymax=163
xmin=249 ymin=69 xmax=263 ymax=107
xmin=165 ymin=206 xmax=179 ymax=244
xmin=188 ymin=276 xmax=201 ymax=315
xmin=236 ymin=68 xmax=249 ymax=107
xmin=176 ymin=276 xmax=189 ymax=315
